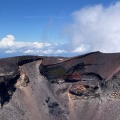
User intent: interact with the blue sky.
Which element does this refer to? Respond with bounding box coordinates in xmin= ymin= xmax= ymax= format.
xmin=0 ymin=0 xmax=120 ymax=58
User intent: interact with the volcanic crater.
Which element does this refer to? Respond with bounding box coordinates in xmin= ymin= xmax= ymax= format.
xmin=0 ymin=51 xmax=120 ymax=120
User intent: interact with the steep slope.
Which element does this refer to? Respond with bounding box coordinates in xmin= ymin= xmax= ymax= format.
xmin=1 ymin=52 xmax=120 ymax=120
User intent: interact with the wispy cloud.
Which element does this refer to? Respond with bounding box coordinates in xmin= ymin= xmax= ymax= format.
xmin=66 ymin=1 xmax=120 ymax=53
xmin=24 ymin=15 xmax=64 ymax=19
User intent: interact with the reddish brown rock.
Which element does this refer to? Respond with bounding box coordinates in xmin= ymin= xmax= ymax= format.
xmin=69 ymin=83 xmax=87 ymax=96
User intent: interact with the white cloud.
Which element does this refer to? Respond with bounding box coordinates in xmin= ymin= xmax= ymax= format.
xmin=0 ymin=35 xmax=15 ymax=48
xmin=5 ymin=49 xmax=16 ymax=53
xmin=42 ymin=49 xmax=53 ymax=54
xmin=0 ymin=35 xmax=51 ymax=49
xmin=23 ymin=49 xmax=35 ymax=54
xmin=23 ymin=49 xmax=67 ymax=55
xmin=66 ymin=2 xmax=120 ymax=53
xmin=55 ymin=50 xmax=67 ymax=54
xmin=72 ymin=44 xmax=89 ymax=53
xmin=0 ymin=35 xmax=67 ymax=55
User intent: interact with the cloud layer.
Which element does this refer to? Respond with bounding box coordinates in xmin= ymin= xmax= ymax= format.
xmin=0 ymin=35 xmax=67 ymax=56
xmin=67 ymin=2 xmax=120 ymax=53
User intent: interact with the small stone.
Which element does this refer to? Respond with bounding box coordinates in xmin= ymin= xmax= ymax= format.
xmin=48 ymin=101 xmax=59 ymax=108
xmin=45 ymin=97 xmax=50 ymax=103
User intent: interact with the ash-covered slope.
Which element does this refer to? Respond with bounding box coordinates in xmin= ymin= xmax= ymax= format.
xmin=1 ymin=52 xmax=120 ymax=120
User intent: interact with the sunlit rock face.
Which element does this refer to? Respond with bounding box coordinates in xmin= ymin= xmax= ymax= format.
xmin=1 ymin=52 xmax=120 ymax=120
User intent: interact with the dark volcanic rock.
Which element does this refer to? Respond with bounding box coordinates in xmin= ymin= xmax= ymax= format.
xmin=1 ymin=52 xmax=120 ymax=120
xmin=0 ymin=56 xmax=42 ymax=106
